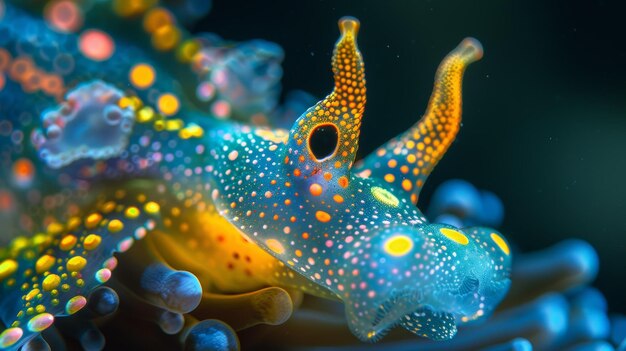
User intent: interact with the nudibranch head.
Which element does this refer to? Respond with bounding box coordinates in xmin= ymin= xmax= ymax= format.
xmin=208 ymin=16 xmax=511 ymax=342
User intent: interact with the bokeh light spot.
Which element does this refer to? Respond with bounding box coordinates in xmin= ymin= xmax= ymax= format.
xmin=45 ymin=0 xmax=83 ymax=33
xmin=157 ymin=93 xmax=180 ymax=116
xmin=79 ymin=30 xmax=115 ymax=61
xmin=129 ymin=63 xmax=155 ymax=89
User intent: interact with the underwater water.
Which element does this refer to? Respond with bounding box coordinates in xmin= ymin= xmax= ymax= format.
xmin=0 ymin=0 xmax=625 ymax=350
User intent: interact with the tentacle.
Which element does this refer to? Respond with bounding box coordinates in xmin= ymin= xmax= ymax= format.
xmin=193 ymin=287 xmax=293 ymax=331
xmin=285 ymin=16 xmax=366 ymax=178
xmin=355 ymin=38 xmax=483 ymax=203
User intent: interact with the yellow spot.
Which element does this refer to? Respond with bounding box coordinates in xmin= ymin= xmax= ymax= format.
xmin=157 ymin=93 xmax=179 ymax=116
xmin=85 ymin=213 xmax=102 ymax=229
xmin=66 ymin=256 xmax=87 ymax=272
xmin=83 ymin=234 xmax=102 ymax=251
xmin=25 ymin=288 xmax=40 ymax=301
xmin=439 ymin=228 xmax=469 ymax=245
xmin=42 ymin=274 xmax=61 ymax=291
xmin=0 ymin=259 xmax=18 ymax=280
xmin=265 ymin=239 xmax=285 ymax=254
xmin=46 ymin=222 xmax=64 ymax=236
xmin=137 ymin=107 xmax=155 ymax=123
xmin=59 ymin=235 xmax=77 ymax=251
xmin=490 ymin=232 xmax=510 ymax=255
xmin=384 ymin=235 xmax=414 ymax=257
xmin=315 ymin=211 xmax=331 ymax=223
xmin=129 ymin=63 xmax=156 ymax=89
xmin=125 ymin=206 xmax=140 ymax=219
xmin=144 ymin=201 xmax=160 ymax=214
xmin=107 ymin=219 xmax=124 ymax=233
xmin=309 ymin=183 xmax=323 ymax=196
xmin=371 ymin=186 xmax=399 ymax=207
xmin=384 ymin=173 xmax=395 ymax=183
xmin=35 ymin=255 xmax=55 ymax=274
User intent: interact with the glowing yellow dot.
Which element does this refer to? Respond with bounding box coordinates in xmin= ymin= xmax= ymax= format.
xmin=59 ymin=235 xmax=77 ymax=251
xmin=85 ymin=213 xmax=102 ymax=229
xmin=384 ymin=235 xmax=414 ymax=257
xmin=315 ymin=210 xmax=331 ymax=223
xmin=384 ymin=173 xmax=395 ymax=183
xmin=129 ymin=64 xmax=155 ymax=89
xmin=144 ymin=201 xmax=160 ymax=214
xmin=439 ymin=228 xmax=469 ymax=245
xmin=371 ymin=186 xmax=399 ymax=207
xmin=46 ymin=222 xmax=64 ymax=236
xmin=0 ymin=259 xmax=18 ymax=280
xmin=83 ymin=234 xmax=102 ymax=251
xmin=107 ymin=219 xmax=124 ymax=233
xmin=125 ymin=206 xmax=140 ymax=219
xmin=265 ymin=239 xmax=285 ymax=254
xmin=42 ymin=274 xmax=61 ymax=291
xmin=35 ymin=255 xmax=55 ymax=274
xmin=25 ymin=288 xmax=40 ymax=301
xmin=157 ymin=93 xmax=179 ymax=116
xmin=66 ymin=256 xmax=87 ymax=272
xmin=490 ymin=232 xmax=510 ymax=255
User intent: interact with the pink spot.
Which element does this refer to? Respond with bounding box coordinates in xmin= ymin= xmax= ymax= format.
xmin=368 ymin=290 xmax=376 ymax=298
xmin=79 ymin=30 xmax=114 ymax=61
xmin=325 ymin=240 xmax=333 ymax=248
xmin=345 ymin=236 xmax=354 ymax=243
xmin=212 ymin=100 xmax=231 ymax=119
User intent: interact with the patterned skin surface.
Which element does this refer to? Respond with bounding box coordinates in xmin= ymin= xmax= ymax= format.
xmin=0 ymin=4 xmax=512 ymax=349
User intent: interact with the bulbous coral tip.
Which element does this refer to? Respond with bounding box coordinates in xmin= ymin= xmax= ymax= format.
xmin=458 ymin=37 xmax=484 ymax=62
xmin=339 ymin=16 xmax=360 ymax=37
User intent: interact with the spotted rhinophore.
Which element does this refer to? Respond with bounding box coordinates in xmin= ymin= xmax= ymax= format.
xmin=0 ymin=3 xmax=512 ymax=350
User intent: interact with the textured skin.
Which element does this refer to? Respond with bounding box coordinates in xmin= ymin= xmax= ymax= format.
xmin=0 ymin=2 xmax=512 ymax=349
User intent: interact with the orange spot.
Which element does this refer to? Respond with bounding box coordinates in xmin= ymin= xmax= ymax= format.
xmin=402 ymin=179 xmax=413 ymax=191
xmin=333 ymin=194 xmax=344 ymax=203
xmin=157 ymin=93 xmax=179 ymax=116
xmin=295 ymin=250 xmax=303 ymax=257
xmin=315 ymin=211 xmax=331 ymax=223
xmin=12 ymin=158 xmax=34 ymax=185
xmin=294 ymin=169 xmax=301 ymax=177
xmin=384 ymin=174 xmax=395 ymax=183
xmin=309 ymin=183 xmax=323 ymax=196
xmin=143 ymin=7 xmax=172 ymax=33
xmin=129 ymin=63 xmax=155 ymax=89
xmin=338 ymin=176 xmax=349 ymax=188
xmin=323 ymin=172 xmax=333 ymax=181
xmin=302 ymin=232 xmax=309 ymax=239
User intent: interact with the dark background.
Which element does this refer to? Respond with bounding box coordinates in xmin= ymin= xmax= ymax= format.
xmin=194 ymin=0 xmax=626 ymax=313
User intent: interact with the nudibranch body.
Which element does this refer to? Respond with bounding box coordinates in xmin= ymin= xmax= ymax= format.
xmin=0 ymin=3 xmax=512 ymax=349
xmin=207 ymin=18 xmax=512 ymax=341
